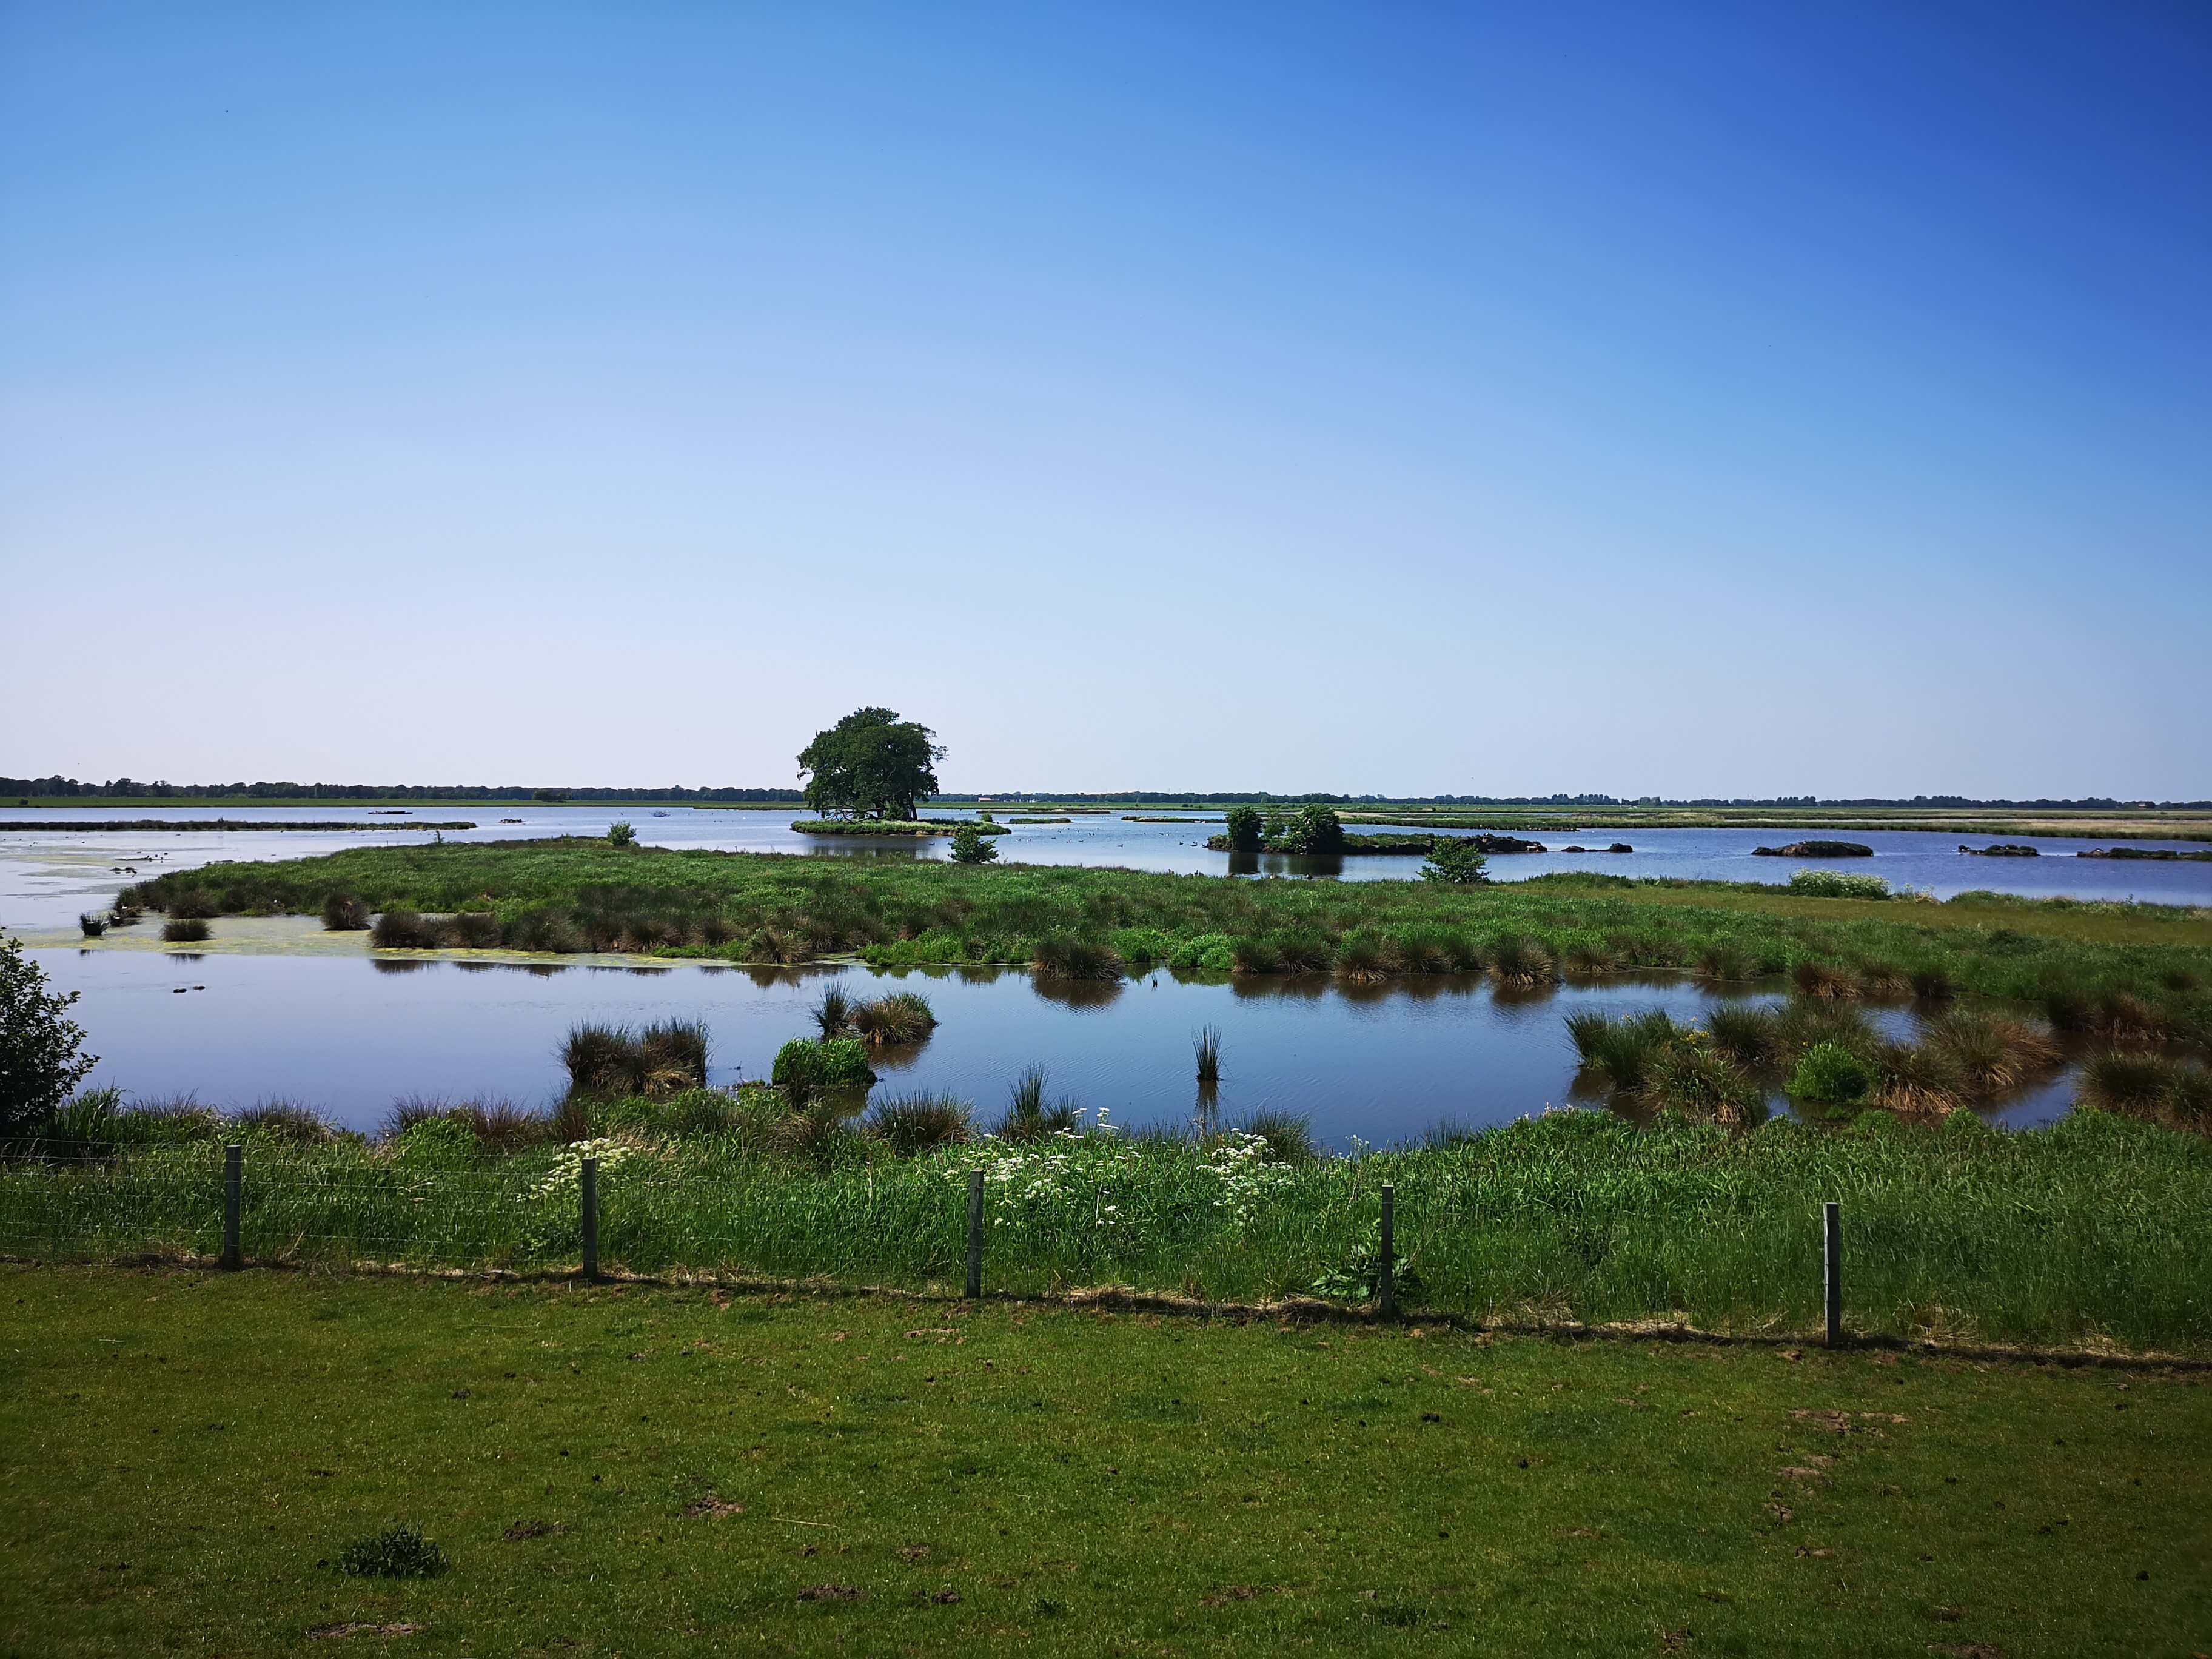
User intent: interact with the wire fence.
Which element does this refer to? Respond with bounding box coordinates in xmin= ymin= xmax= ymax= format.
xmin=3 ymin=1128 xmax=2208 ymax=1353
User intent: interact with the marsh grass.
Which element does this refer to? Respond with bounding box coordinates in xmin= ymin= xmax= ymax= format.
xmin=6 ymin=1109 xmax=2210 ymax=1350
xmin=559 ymin=1021 xmax=709 ymax=1096
xmin=811 ymin=984 xmax=855 ymax=1037
xmin=1703 ymin=1002 xmax=1783 ymax=1068
xmin=2076 ymin=1052 xmax=2212 ymax=1130
xmin=1564 ymin=1010 xmax=1687 ymax=1091
xmin=1236 ymin=1108 xmax=1315 ymax=1165
xmin=1193 ymin=1024 xmax=1222 ymax=1083
xmin=867 ymin=1091 xmax=974 ymax=1155
xmin=1033 ymin=936 xmax=1124 ymax=981
xmin=1639 ymin=1042 xmax=1764 ymax=1125
xmin=77 ymin=911 xmax=107 ymax=938
xmin=1923 ymin=1008 xmax=2063 ymax=1094
xmin=160 ymin=918 xmax=210 ymax=943
xmin=320 ymin=893 xmax=371 ymax=931
xmin=116 ymin=844 xmax=2212 ymax=1056
xmin=997 ymin=1066 xmax=1082 ymax=1141
xmin=1487 ymin=935 xmax=1557 ymax=988
xmin=850 ymin=991 xmax=936 ymax=1045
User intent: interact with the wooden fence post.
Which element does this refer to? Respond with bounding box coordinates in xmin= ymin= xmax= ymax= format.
xmin=965 ymin=1168 xmax=985 ymax=1300
xmin=580 ymin=1156 xmax=600 ymax=1282
xmin=1823 ymin=1201 xmax=1842 ymax=1347
xmin=220 ymin=1144 xmax=243 ymax=1270
xmin=1376 ymin=1184 xmax=1397 ymax=1319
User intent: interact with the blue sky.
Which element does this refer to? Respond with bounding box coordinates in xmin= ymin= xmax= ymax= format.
xmin=4 ymin=2 xmax=2207 ymax=797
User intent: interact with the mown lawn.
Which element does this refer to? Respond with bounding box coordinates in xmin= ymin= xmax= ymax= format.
xmin=2 ymin=1267 xmax=2205 ymax=1656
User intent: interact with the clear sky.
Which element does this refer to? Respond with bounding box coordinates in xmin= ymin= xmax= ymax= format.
xmin=4 ymin=2 xmax=2207 ymax=798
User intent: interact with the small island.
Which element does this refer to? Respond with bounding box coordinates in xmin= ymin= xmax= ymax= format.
xmin=1961 ymin=843 xmax=2040 ymax=856
xmin=793 ymin=819 xmax=1008 ymax=837
xmin=2077 ymin=846 xmax=2212 ymax=862
xmin=1752 ymin=840 xmax=1873 ymax=858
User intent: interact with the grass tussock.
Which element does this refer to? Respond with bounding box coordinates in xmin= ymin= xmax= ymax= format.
xmin=866 ymin=1091 xmax=974 ymax=1155
xmin=1193 ymin=1024 xmax=1222 ymax=1084
xmin=996 ymin=1066 xmax=1082 ymax=1142
xmin=320 ymin=893 xmax=372 ymax=931
xmin=560 ymin=1021 xmax=709 ymax=1096
xmin=160 ymin=918 xmax=210 ymax=943
xmin=849 ymin=991 xmax=937 ymax=1046
xmin=2076 ymin=1052 xmax=2212 ymax=1130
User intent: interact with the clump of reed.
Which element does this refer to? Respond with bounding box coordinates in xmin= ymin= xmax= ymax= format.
xmin=1032 ymin=936 xmax=1124 ymax=981
xmin=1703 ymin=1002 xmax=1783 ymax=1069
xmin=1564 ymin=1010 xmax=1689 ymax=1092
xmin=1693 ymin=943 xmax=1756 ymax=983
xmin=372 ymin=909 xmax=440 ymax=949
xmin=811 ymin=984 xmax=855 ymax=1037
xmin=560 ymin=1020 xmax=710 ymax=1096
xmin=1640 ymin=1041 xmax=1765 ymax=1126
xmin=2045 ymin=990 xmax=2167 ymax=1044
xmin=1562 ymin=942 xmax=1618 ymax=977
xmin=321 ymin=893 xmax=372 ymax=931
xmin=228 ymin=1101 xmax=341 ymax=1144
xmin=159 ymin=888 xmax=218 ymax=920
xmin=1193 ymin=1024 xmax=1222 ymax=1084
xmin=161 ymin=917 xmax=210 ymax=943
xmin=1774 ymin=999 xmax=1879 ymax=1063
xmin=849 ymin=991 xmax=937 ymax=1045
xmin=996 ymin=1066 xmax=1081 ymax=1141
xmin=1236 ymin=1108 xmax=1315 ymax=1165
xmin=1909 ymin=967 xmax=1956 ymax=1002
xmin=1921 ymin=1007 xmax=2062 ymax=1094
xmin=1791 ymin=960 xmax=1860 ymax=1000
xmin=108 ymin=895 xmax=142 ymax=925
xmin=1870 ymin=1041 xmax=1969 ymax=1117
xmin=78 ymin=911 xmax=108 ymax=938
xmin=1487 ymin=936 xmax=1557 ymax=989
xmin=2075 ymin=1052 xmax=2212 ymax=1130
xmin=386 ymin=1095 xmax=566 ymax=1153
xmin=1333 ymin=934 xmax=1387 ymax=982
xmin=1855 ymin=961 xmax=1914 ymax=999
xmin=867 ymin=1091 xmax=974 ymax=1155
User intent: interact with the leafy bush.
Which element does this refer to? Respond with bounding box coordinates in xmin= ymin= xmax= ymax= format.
xmin=771 ymin=1037 xmax=876 ymax=1095
xmin=606 ymin=822 xmax=637 ymax=848
xmin=337 ymin=1525 xmax=446 ymax=1578
xmin=948 ymin=823 xmax=997 ymax=865
xmin=1278 ymin=805 xmax=1346 ymax=854
xmin=1787 ymin=869 xmax=1891 ymax=900
xmin=1788 ymin=1041 xmax=1874 ymax=1103
xmin=1419 ymin=839 xmax=1490 ymax=885
xmin=1223 ymin=806 xmax=1264 ymax=851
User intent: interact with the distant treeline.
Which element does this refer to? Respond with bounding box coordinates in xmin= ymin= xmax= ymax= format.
xmin=6 ymin=776 xmax=2207 ymax=811
xmin=2 ymin=777 xmax=805 ymax=803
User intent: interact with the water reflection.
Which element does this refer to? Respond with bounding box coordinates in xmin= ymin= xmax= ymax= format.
xmin=1032 ymin=977 xmax=1124 ymax=1010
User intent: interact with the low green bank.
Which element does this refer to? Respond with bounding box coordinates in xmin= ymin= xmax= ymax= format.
xmin=2 ymin=1267 xmax=2206 ymax=1657
xmin=119 ymin=843 xmax=2212 ymax=1041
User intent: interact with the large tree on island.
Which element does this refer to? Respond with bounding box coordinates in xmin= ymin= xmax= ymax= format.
xmin=797 ymin=708 xmax=945 ymax=821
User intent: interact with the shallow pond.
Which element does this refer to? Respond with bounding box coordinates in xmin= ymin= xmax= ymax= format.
xmin=5 ymin=807 xmax=2211 ymax=940
xmin=31 ymin=947 xmax=2076 ymax=1148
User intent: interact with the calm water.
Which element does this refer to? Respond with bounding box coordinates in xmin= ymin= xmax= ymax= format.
xmin=5 ymin=806 xmax=2210 ymax=938
xmin=30 ymin=947 xmax=2076 ymax=1147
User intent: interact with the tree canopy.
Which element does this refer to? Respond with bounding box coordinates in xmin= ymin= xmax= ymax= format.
xmin=797 ymin=709 xmax=945 ymax=822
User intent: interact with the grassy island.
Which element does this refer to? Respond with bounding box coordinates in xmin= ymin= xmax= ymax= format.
xmin=114 ymin=841 xmax=2212 ymax=1044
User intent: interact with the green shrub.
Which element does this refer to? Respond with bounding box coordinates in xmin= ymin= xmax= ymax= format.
xmin=1788 ymin=1041 xmax=1875 ymax=1103
xmin=948 ymin=823 xmax=997 ymax=865
xmin=1419 ymin=839 xmax=1490 ymax=885
xmin=771 ymin=1037 xmax=876 ymax=1094
xmin=393 ymin=1114 xmax=480 ymax=1168
xmin=1223 ymin=806 xmax=1264 ymax=852
xmin=606 ymin=822 xmax=637 ymax=848
xmin=1787 ymin=869 xmax=1891 ymax=900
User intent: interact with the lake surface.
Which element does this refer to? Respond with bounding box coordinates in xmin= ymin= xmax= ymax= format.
xmin=29 ymin=947 xmax=2077 ymax=1148
xmin=5 ymin=806 xmax=2211 ymax=939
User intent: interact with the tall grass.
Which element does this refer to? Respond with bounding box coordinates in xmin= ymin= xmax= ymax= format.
xmin=4 ymin=1108 xmax=2208 ymax=1352
xmin=850 ymin=991 xmax=936 ymax=1045
xmin=997 ymin=1066 xmax=1081 ymax=1141
xmin=558 ymin=1021 xmax=709 ymax=1096
xmin=811 ymin=984 xmax=854 ymax=1037
xmin=161 ymin=918 xmax=210 ymax=943
xmin=1193 ymin=1024 xmax=1222 ymax=1084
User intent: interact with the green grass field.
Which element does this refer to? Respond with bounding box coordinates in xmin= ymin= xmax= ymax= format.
xmin=2 ymin=1267 xmax=2205 ymax=1657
